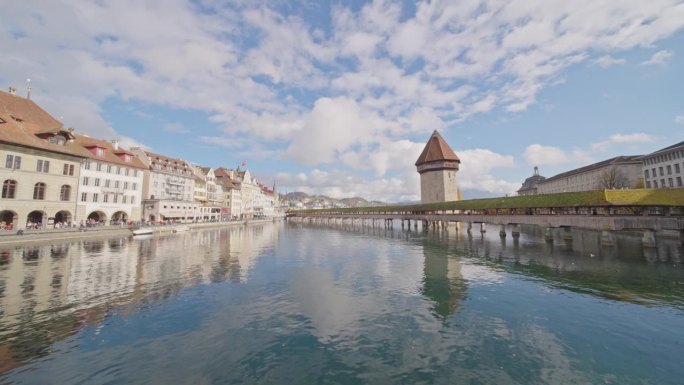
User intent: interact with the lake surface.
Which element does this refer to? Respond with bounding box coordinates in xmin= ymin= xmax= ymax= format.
xmin=1 ymin=222 xmax=683 ymax=384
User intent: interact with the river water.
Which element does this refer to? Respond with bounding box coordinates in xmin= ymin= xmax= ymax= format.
xmin=0 ymin=222 xmax=683 ymax=384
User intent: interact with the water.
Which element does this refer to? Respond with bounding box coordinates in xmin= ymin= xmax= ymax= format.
xmin=0 ymin=223 xmax=683 ymax=384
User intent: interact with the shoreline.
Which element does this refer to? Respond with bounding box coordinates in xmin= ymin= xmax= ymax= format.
xmin=0 ymin=218 xmax=283 ymax=246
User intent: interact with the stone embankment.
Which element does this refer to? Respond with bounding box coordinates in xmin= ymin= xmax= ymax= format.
xmin=0 ymin=218 xmax=282 ymax=245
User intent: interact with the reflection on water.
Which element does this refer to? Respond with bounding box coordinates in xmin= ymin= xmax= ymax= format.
xmin=0 ymin=225 xmax=278 ymax=375
xmin=0 ymin=222 xmax=683 ymax=384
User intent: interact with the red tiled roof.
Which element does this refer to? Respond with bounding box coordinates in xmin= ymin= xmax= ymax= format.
xmin=415 ymin=130 xmax=460 ymax=166
xmin=73 ymin=135 xmax=147 ymax=169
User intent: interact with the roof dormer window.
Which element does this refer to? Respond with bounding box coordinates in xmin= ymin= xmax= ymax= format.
xmin=95 ymin=147 xmax=105 ymax=157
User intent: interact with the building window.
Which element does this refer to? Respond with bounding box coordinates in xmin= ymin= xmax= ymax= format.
xmin=60 ymin=185 xmax=71 ymax=201
xmin=669 ymin=178 xmax=674 ymax=187
xmin=131 ymin=196 xmax=135 ymax=204
xmin=134 ymin=170 xmax=138 ymax=177
xmin=124 ymin=181 xmax=129 ymax=189
xmin=677 ymin=177 xmax=682 ymax=187
xmin=113 ymin=195 xmax=118 ymax=203
xmin=646 ymin=181 xmax=651 ymax=188
xmin=115 ymin=181 xmax=120 ymax=188
xmin=667 ymin=165 xmax=672 ymax=175
xmin=36 ymin=159 xmax=42 ymax=172
xmin=659 ymin=167 xmax=664 ymax=176
xmin=125 ymin=168 xmax=130 ymax=176
xmin=85 ymin=159 xmax=91 ymax=170
xmin=107 ymin=165 xmax=112 ymax=173
xmin=96 ymin=162 xmax=102 ymax=171
xmin=94 ymin=178 xmax=100 ymax=187
xmin=654 ymin=180 xmax=658 ymax=188
xmin=661 ymin=179 xmax=666 ymax=187
xmin=83 ymin=177 xmax=89 ymax=186
xmin=93 ymin=193 xmax=99 ymax=202
xmin=105 ymin=179 xmax=110 ymax=188
xmin=69 ymin=164 xmax=74 ymax=175
xmin=81 ymin=192 xmax=87 ymax=202
xmin=644 ymin=170 xmax=649 ymax=179
xmin=2 ymin=179 xmax=17 ymax=198
xmin=5 ymin=155 xmax=21 ymax=170
xmin=122 ymin=195 xmax=127 ymax=204
xmin=33 ymin=182 xmax=46 ymax=200
xmin=103 ymin=194 xmax=109 ymax=203
xmin=676 ymin=164 xmax=681 ymax=174
xmin=132 ymin=182 xmax=137 ymax=190
xmin=117 ymin=166 xmax=121 ymax=175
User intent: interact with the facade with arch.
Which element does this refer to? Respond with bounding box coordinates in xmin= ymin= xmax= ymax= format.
xmin=72 ymin=136 xmax=146 ymax=223
xmin=0 ymin=90 xmax=88 ymax=229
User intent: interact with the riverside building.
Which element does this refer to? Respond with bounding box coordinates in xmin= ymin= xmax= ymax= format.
xmin=73 ymin=136 xmax=146 ymax=223
xmin=129 ymin=148 xmax=199 ymax=222
xmin=641 ymin=141 xmax=684 ymax=189
xmin=536 ymin=156 xmax=643 ymax=194
xmin=0 ymin=90 xmax=87 ymax=229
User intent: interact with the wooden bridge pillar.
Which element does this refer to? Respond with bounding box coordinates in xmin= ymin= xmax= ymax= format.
xmin=511 ymin=224 xmax=520 ymax=238
xmin=563 ymin=227 xmax=573 ymax=241
xmin=466 ymin=222 xmax=472 ymax=234
xmin=600 ymin=230 xmax=615 ymax=247
xmin=499 ymin=224 xmax=506 ymax=238
xmin=480 ymin=223 xmax=486 ymax=233
xmin=544 ymin=227 xmax=554 ymax=243
xmin=642 ymin=230 xmax=657 ymax=248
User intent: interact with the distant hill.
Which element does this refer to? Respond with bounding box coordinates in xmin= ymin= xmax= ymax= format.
xmin=280 ymin=192 xmax=387 ymax=209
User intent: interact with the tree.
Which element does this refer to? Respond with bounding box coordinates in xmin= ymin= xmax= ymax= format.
xmin=599 ymin=167 xmax=630 ymax=189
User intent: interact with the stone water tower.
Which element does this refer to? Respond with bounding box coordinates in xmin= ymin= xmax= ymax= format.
xmin=415 ymin=130 xmax=461 ymax=204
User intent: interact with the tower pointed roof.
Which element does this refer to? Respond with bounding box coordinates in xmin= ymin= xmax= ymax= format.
xmin=415 ymin=130 xmax=460 ymax=166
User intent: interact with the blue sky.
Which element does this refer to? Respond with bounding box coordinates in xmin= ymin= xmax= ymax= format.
xmin=1 ymin=0 xmax=683 ymax=201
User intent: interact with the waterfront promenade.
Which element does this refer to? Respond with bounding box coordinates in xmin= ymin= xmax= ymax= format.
xmin=0 ymin=218 xmax=281 ymax=245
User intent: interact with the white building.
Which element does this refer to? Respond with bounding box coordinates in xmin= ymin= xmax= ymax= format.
xmin=536 ymin=156 xmax=643 ymax=194
xmin=216 ymin=167 xmax=242 ymax=219
xmin=641 ymin=141 xmax=684 ymax=189
xmin=74 ymin=136 xmax=145 ymax=223
xmin=129 ymin=148 xmax=199 ymax=222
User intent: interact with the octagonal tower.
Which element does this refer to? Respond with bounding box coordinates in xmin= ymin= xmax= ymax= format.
xmin=415 ymin=130 xmax=461 ymax=204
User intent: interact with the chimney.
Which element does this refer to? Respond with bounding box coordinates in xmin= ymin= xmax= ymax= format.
xmin=67 ymin=127 xmax=75 ymax=133
xmin=8 ymin=86 xmax=16 ymax=95
xmin=111 ymin=139 xmax=119 ymax=150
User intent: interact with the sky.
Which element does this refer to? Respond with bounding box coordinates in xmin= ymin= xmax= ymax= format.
xmin=1 ymin=0 xmax=683 ymax=202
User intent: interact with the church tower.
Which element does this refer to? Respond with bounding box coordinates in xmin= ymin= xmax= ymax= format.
xmin=415 ymin=130 xmax=461 ymax=204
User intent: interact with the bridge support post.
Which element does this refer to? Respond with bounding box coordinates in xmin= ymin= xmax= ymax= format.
xmin=511 ymin=224 xmax=520 ymax=238
xmin=480 ymin=223 xmax=486 ymax=233
xmin=467 ymin=222 xmax=472 ymax=234
xmin=544 ymin=227 xmax=554 ymax=243
xmin=642 ymin=230 xmax=657 ymax=248
xmin=563 ymin=227 xmax=573 ymax=241
xmin=499 ymin=224 xmax=506 ymax=238
xmin=600 ymin=230 xmax=615 ymax=247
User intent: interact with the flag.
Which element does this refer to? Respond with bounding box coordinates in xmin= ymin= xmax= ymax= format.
xmin=241 ymin=160 xmax=247 ymax=167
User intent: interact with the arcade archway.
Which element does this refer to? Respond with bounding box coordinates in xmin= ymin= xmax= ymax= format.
xmin=87 ymin=211 xmax=106 ymax=223
xmin=55 ymin=210 xmax=72 ymax=224
xmin=26 ymin=210 xmax=45 ymax=225
xmin=0 ymin=210 xmax=17 ymax=229
xmin=111 ymin=211 xmax=128 ymax=222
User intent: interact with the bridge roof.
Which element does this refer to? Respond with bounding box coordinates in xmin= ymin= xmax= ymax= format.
xmin=415 ymin=130 xmax=460 ymax=166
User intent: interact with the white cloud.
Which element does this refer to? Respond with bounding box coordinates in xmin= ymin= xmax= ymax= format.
xmin=608 ymin=133 xmax=655 ymax=143
xmin=675 ymin=115 xmax=684 ymax=125
xmin=523 ymin=144 xmax=591 ymax=166
xmin=641 ymin=49 xmax=674 ymax=66
xmin=163 ymin=123 xmax=190 ymax=134
xmin=592 ymin=55 xmax=626 ymax=68
xmin=2 ymin=0 xmax=684 ymax=199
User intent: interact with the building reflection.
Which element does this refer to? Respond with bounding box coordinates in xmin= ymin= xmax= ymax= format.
xmin=421 ymin=232 xmax=467 ymax=319
xmin=0 ymin=224 xmax=280 ymax=374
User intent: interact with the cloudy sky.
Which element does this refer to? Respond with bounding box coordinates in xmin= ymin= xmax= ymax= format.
xmin=2 ymin=0 xmax=683 ymax=202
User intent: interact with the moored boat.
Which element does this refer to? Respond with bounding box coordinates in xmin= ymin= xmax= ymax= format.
xmin=133 ymin=228 xmax=154 ymax=236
